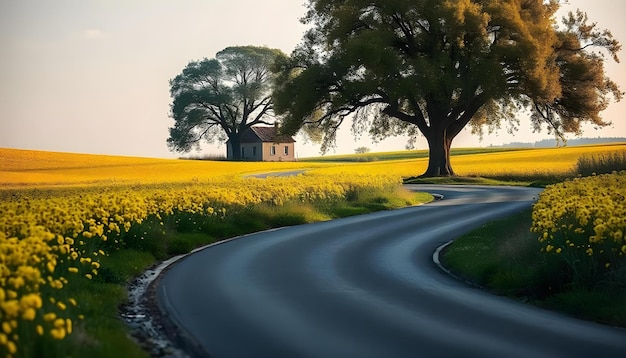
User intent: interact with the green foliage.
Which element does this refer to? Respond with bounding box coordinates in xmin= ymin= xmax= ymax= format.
xmin=167 ymin=46 xmax=286 ymax=157
xmin=121 ymin=216 xmax=168 ymax=260
xmin=57 ymin=280 xmax=149 ymax=358
xmin=575 ymin=151 xmax=626 ymax=176
xmin=442 ymin=210 xmax=544 ymax=294
xmin=530 ymin=10 xmax=623 ymax=142
xmin=274 ymin=0 xmax=621 ymax=176
xmin=97 ymin=250 xmax=155 ymax=285
xmin=542 ymin=289 xmax=626 ymax=326
xmin=251 ymin=202 xmax=332 ymax=226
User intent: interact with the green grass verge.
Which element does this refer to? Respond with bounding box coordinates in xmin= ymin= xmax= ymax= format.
xmin=404 ymin=174 xmax=569 ymax=187
xmin=49 ymin=187 xmax=433 ymax=358
xmin=404 ymin=175 xmax=534 ymax=186
xmin=441 ymin=209 xmax=626 ymax=327
xmin=300 ymin=147 xmax=527 ymax=162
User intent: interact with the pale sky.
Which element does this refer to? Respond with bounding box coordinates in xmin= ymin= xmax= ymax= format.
xmin=1 ymin=0 xmax=624 ymax=159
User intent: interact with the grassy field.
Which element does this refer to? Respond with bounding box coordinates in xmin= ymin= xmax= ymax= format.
xmin=442 ymin=163 xmax=626 ymax=328
xmin=299 ymin=147 xmax=528 ymax=162
xmin=442 ymin=206 xmax=626 ymax=327
xmin=1 ymin=143 xmax=625 ymax=357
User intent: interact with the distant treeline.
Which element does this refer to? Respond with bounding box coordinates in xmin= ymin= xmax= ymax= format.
xmin=498 ymin=137 xmax=626 ymax=148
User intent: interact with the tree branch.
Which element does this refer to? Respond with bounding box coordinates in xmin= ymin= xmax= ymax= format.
xmin=449 ymin=91 xmax=489 ymax=139
xmin=533 ymin=102 xmax=567 ymax=143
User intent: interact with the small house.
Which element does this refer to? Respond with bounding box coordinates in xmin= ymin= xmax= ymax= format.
xmin=226 ymin=126 xmax=296 ymax=161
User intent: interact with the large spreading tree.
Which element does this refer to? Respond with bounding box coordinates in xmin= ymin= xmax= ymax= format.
xmin=273 ymin=0 xmax=622 ymax=176
xmin=168 ymin=46 xmax=285 ymax=159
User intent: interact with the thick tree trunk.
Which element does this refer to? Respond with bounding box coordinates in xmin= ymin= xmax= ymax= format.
xmin=423 ymin=129 xmax=455 ymax=177
xmin=229 ymin=136 xmax=242 ymax=160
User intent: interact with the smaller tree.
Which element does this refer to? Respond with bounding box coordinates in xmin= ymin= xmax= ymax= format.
xmin=354 ymin=146 xmax=370 ymax=154
xmin=167 ymin=46 xmax=285 ymax=159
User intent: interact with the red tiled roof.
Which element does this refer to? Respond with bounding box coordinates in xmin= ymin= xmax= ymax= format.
xmin=240 ymin=126 xmax=296 ymax=143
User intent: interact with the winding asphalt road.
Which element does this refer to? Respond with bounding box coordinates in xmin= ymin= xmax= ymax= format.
xmin=156 ymin=185 xmax=626 ymax=358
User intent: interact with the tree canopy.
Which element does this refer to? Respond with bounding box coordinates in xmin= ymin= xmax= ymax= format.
xmin=273 ymin=0 xmax=622 ymax=176
xmin=168 ymin=46 xmax=285 ymax=159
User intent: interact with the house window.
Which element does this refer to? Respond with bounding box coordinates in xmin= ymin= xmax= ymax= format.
xmin=284 ymin=146 xmax=289 ymax=156
xmin=270 ymin=146 xmax=276 ymax=156
xmin=252 ymin=146 xmax=257 ymax=156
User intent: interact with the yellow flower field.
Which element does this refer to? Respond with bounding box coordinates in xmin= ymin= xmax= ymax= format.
xmin=0 ymin=149 xmax=399 ymax=357
xmin=3 ymin=144 xmax=624 ymax=189
xmin=0 ymin=148 xmax=330 ymax=189
xmin=0 ymin=143 xmax=624 ymax=357
xmin=532 ymin=171 xmax=626 ymax=284
xmin=451 ymin=144 xmax=626 ymax=178
xmin=302 ymin=143 xmax=626 ymax=180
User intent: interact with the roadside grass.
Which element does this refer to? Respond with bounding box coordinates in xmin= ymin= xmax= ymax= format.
xmin=441 ymin=209 xmax=626 ymax=327
xmin=69 ymin=281 xmax=147 ymax=358
xmin=405 ymin=175 xmax=536 ymax=186
xmin=575 ymin=150 xmax=626 ymax=176
xmin=404 ymin=173 xmax=569 ymax=187
xmin=300 ymin=147 xmax=527 ymax=162
xmin=50 ymin=187 xmax=433 ymax=358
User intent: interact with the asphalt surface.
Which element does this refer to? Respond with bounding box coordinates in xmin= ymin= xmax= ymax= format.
xmin=246 ymin=170 xmax=306 ymax=179
xmin=156 ymin=185 xmax=626 ymax=358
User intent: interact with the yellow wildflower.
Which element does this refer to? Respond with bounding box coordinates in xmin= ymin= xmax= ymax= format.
xmin=22 ymin=308 xmax=36 ymax=320
xmin=50 ymin=327 xmax=66 ymax=340
xmin=2 ymin=322 xmax=11 ymax=334
xmin=6 ymin=341 xmax=16 ymax=354
xmin=1 ymin=300 xmax=19 ymax=318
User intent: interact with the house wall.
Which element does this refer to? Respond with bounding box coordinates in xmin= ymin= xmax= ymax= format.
xmin=240 ymin=143 xmax=262 ymax=161
xmin=227 ymin=141 xmax=296 ymax=161
xmin=261 ymin=142 xmax=295 ymax=162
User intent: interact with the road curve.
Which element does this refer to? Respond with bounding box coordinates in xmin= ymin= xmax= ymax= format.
xmin=156 ymin=185 xmax=626 ymax=358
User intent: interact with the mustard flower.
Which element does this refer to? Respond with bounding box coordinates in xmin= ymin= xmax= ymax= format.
xmin=2 ymin=322 xmax=11 ymax=334
xmin=21 ymin=308 xmax=36 ymax=320
xmin=50 ymin=327 xmax=66 ymax=340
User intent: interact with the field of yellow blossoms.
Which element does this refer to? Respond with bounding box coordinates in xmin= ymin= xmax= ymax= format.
xmin=0 ymin=148 xmax=405 ymax=357
xmin=532 ymin=171 xmax=626 ymax=286
xmin=0 ymin=143 xmax=624 ymax=357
